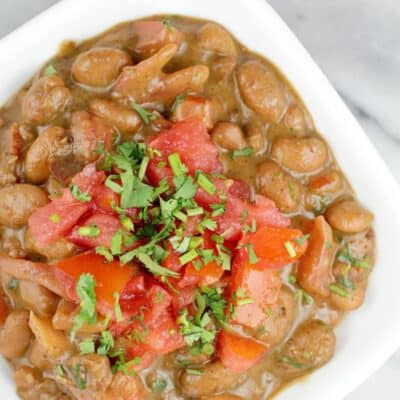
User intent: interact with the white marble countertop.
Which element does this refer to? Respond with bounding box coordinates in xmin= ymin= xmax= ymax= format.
xmin=0 ymin=0 xmax=399 ymax=398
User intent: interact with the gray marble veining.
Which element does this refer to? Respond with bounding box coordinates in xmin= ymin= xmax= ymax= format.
xmin=0 ymin=0 xmax=399 ymax=398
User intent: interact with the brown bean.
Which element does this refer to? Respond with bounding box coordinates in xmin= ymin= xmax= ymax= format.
xmin=237 ymin=61 xmax=287 ymax=123
xmin=0 ymin=311 xmax=32 ymax=358
xmin=133 ymin=20 xmax=184 ymax=58
xmin=22 ymin=76 xmax=71 ymax=125
xmin=28 ymin=339 xmax=53 ymax=369
xmin=211 ymin=122 xmax=246 ymax=151
xmin=172 ymin=95 xmax=214 ymax=130
xmin=270 ymin=136 xmax=328 ymax=173
xmin=283 ymin=104 xmax=309 ymax=136
xmin=112 ymin=44 xmax=209 ymax=103
xmin=179 ymin=361 xmax=246 ymax=397
xmin=276 ymin=320 xmax=335 ymax=378
xmin=329 ymin=277 xmax=367 ymax=311
xmin=0 ymin=123 xmax=23 ymax=187
xmin=297 ymin=216 xmax=336 ymax=297
xmin=71 ymin=47 xmax=132 ymax=87
xmin=0 ymin=184 xmax=49 ymax=227
xmin=71 ymin=111 xmax=114 ymax=163
xmin=249 ymin=287 xmax=296 ymax=346
xmin=212 ymin=56 xmax=237 ymax=80
xmin=197 ymin=23 xmax=237 ymax=56
xmin=29 ymin=312 xmax=74 ymax=358
xmin=308 ymin=169 xmax=342 ymax=195
xmin=24 ymin=228 xmax=76 ymax=261
xmin=89 ymin=98 xmax=142 ymax=134
xmin=104 ymin=372 xmax=143 ymax=399
xmin=0 ymin=256 xmax=66 ymax=298
xmin=52 ymin=299 xmax=107 ymax=333
xmin=246 ymin=120 xmax=267 ymax=155
xmin=19 ymin=280 xmax=59 ymax=317
xmin=325 ymin=199 xmax=373 ymax=234
xmin=256 ymin=160 xmax=302 ymax=213
xmin=24 ymin=126 xmax=71 ymax=183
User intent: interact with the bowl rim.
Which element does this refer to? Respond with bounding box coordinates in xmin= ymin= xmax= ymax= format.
xmin=1 ymin=0 xmax=400 ymax=399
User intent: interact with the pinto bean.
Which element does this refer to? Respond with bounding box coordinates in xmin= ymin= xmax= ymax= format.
xmin=0 ymin=256 xmax=66 ymax=298
xmin=211 ymin=122 xmax=246 ymax=151
xmin=104 ymin=372 xmax=143 ymax=399
xmin=0 ymin=123 xmax=23 ymax=187
xmin=325 ymin=199 xmax=373 ymax=234
xmin=256 ymin=160 xmax=302 ymax=213
xmin=22 ymin=76 xmax=71 ymax=125
xmin=329 ymin=276 xmax=367 ymax=311
xmin=297 ymin=216 xmax=336 ymax=297
xmin=52 ymin=299 xmax=107 ymax=333
xmin=71 ymin=111 xmax=114 ymax=162
xmin=237 ymin=61 xmax=287 ymax=123
xmin=275 ymin=320 xmax=335 ymax=378
xmin=212 ymin=56 xmax=237 ymax=80
xmin=308 ymin=169 xmax=342 ymax=195
xmin=0 ymin=311 xmax=32 ymax=358
xmin=246 ymin=120 xmax=267 ymax=155
xmin=19 ymin=280 xmax=59 ymax=317
xmin=248 ymin=287 xmax=296 ymax=346
xmin=24 ymin=228 xmax=77 ymax=261
xmin=58 ymin=354 xmax=112 ymax=397
xmin=0 ymin=184 xmax=49 ymax=227
xmin=197 ymin=23 xmax=237 ymax=56
xmin=89 ymin=98 xmax=142 ymax=134
xmin=24 ymin=126 xmax=71 ymax=183
xmin=28 ymin=339 xmax=54 ymax=369
xmin=283 ymin=104 xmax=309 ymax=136
xmin=270 ymin=136 xmax=328 ymax=173
xmin=112 ymin=44 xmax=209 ymax=103
xmin=172 ymin=95 xmax=214 ymax=130
xmin=133 ymin=20 xmax=184 ymax=58
xmin=179 ymin=361 xmax=246 ymax=397
xmin=29 ymin=312 xmax=74 ymax=358
xmin=71 ymin=47 xmax=132 ymax=87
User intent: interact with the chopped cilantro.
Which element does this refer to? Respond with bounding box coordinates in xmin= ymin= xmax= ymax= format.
xmin=95 ymin=246 xmax=113 ymax=262
xmin=151 ymin=377 xmax=168 ymax=393
xmin=55 ymin=364 xmax=65 ymax=377
xmin=77 ymin=225 xmax=100 ymax=237
xmin=196 ymin=172 xmax=215 ymax=195
xmin=278 ymin=355 xmax=308 ymax=369
xmin=168 ymin=153 xmax=187 ymax=176
xmin=7 ymin=277 xmax=19 ymax=291
xmin=284 ymin=241 xmax=297 ymax=258
xmin=79 ymin=338 xmax=95 ymax=355
xmin=231 ymin=147 xmax=253 ymax=160
xmin=97 ymin=330 xmax=114 ymax=356
xmin=294 ymin=234 xmax=310 ymax=245
xmin=72 ymin=274 xmax=97 ymax=339
xmin=171 ymin=93 xmax=186 ymax=113
xmin=44 ymin=64 xmax=57 ymax=76
xmin=71 ymin=364 xmax=87 ymax=390
xmin=329 ymin=283 xmax=349 ymax=298
xmin=49 ymin=213 xmax=60 ymax=223
xmin=179 ymin=249 xmax=198 ymax=265
xmin=136 ymin=252 xmax=180 ymax=278
xmin=69 ymin=184 xmax=91 ymax=202
xmin=130 ymin=101 xmax=158 ymax=125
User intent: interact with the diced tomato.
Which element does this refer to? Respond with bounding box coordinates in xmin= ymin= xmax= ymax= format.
xmin=162 ymin=242 xmax=182 ymax=273
xmin=68 ymin=213 xmax=122 ymax=248
xmin=54 ymin=252 xmax=134 ymax=310
xmin=242 ymin=226 xmax=308 ymax=265
xmin=179 ymin=261 xmax=224 ymax=288
xmin=216 ymin=195 xmax=290 ymax=241
xmin=70 ymin=163 xmax=106 ymax=195
xmin=170 ymin=286 xmax=196 ymax=312
xmin=147 ymin=120 xmax=222 ymax=186
xmin=28 ymin=189 xmax=91 ymax=245
xmin=124 ymin=348 xmax=157 ymax=372
xmin=139 ymin=312 xmax=185 ymax=355
xmin=230 ymin=249 xmax=282 ymax=328
xmin=217 ymin=330 xmax=268 ymax=372
xmin=92 ymin=185 xmax=120 ymax=214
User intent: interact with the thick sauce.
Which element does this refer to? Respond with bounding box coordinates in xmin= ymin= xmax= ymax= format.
xmin=0 ymin=15 xmax=375 ymax=400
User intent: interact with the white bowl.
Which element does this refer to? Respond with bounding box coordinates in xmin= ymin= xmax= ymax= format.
xmin=1 ymin=0 xmax=400 ymax=399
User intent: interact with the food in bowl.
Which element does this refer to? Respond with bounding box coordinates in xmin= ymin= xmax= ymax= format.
xmin=0 ymin=15 xmax=375 ymax=399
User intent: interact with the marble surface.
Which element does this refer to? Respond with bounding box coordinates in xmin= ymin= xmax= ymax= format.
xmin=0 ymin=0 xmax=399 ymax=398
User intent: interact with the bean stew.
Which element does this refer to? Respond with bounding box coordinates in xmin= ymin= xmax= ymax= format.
xmin=0 ymin=15 xmax=375 ymax=400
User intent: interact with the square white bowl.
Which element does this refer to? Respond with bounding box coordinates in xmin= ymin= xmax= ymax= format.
xmin=1 ymin=0 xmax=400 ymax=399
